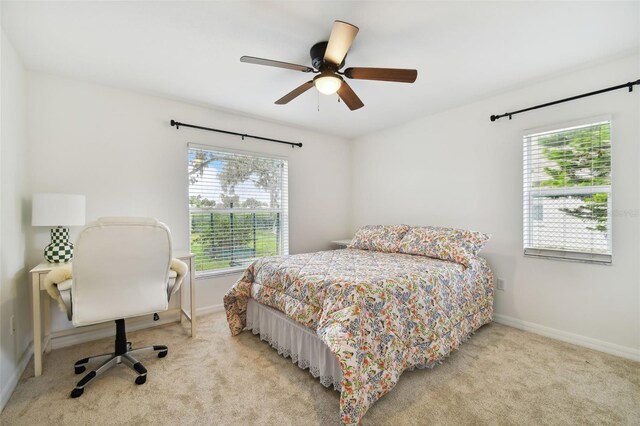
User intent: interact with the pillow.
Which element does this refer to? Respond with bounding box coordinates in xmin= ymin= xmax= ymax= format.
xmin=348 ymin=225 xmax=410 ymax=253
xmin=398 ymin=226 xmax=490 ymax=267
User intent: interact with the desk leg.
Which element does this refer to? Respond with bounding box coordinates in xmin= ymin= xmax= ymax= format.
xmin=32 ymin=272 xmax=42 ymax=377
xmin=44 ymin=294 xmax=51 ymax=353
xmin=189 ymin=257 xmax=196 ymax=338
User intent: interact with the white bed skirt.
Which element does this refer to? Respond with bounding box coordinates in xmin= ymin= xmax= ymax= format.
xmin=246 ymin=298 xmax=342 ymax=391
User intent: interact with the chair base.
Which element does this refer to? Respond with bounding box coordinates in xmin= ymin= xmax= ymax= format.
xmin=70 ymin=318 xmax=167 ymax=398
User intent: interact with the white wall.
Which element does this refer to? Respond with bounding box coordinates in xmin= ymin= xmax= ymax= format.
xmin=350 ymin=54 xmax=640 ymax=358
xmin=26 ymin=72 xmax=351 ymax=334
xmin=3 ymin=41 xmax=638 ymax=414
xmin=0 ymin=30 xmax=29 ymax=408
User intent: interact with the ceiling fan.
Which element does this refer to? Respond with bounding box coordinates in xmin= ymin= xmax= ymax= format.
xmin=240 ymin=20 xmax=418 ymax=111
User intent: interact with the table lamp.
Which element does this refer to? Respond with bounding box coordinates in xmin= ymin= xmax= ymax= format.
xmin=32 ymin=193 xmax=86 ymax=263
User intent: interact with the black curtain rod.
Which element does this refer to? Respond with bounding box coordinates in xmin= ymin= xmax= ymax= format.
xmin=490 ymin=78 xmax=640 ymax=122
xmin=170 ymin=119 xmax=302 ymax=148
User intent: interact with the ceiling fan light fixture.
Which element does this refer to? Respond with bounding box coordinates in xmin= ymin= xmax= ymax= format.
xmin=314 ymin=74 xmax=342 ymax=95
xmin=240 ymin=20 xmax=417 ymax=110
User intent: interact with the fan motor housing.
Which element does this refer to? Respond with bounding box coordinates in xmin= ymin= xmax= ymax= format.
xmin=310 ymin=41 xmax=345 ymax=70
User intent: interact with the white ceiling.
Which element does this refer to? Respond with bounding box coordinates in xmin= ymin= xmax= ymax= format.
xmin=2 ymin=1 xmax=639 ymax=138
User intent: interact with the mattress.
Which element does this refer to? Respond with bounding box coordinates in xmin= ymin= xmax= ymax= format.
xmin=225 ymin=248 xmax=494 ymax=425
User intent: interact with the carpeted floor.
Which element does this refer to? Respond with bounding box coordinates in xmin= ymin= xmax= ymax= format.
xmin=2 ymin=311 xmax=639 ymax=425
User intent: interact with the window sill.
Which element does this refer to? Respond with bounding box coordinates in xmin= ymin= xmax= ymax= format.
xmin=524 ymin=248 xmax=612 ymax=265
xmin=195 ymin=266 xmax=247 ymax=280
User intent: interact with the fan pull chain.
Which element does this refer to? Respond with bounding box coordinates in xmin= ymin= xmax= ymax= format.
xmin=317 ymin=90 xmax=320 ymax=112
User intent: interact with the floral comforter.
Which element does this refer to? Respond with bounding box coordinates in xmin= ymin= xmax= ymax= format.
xmin=224 ymin=249 xmax=494 ymax=425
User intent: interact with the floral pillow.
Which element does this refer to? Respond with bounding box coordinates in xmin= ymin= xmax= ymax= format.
xmin=398 ymin=226 xmax=490 ymax=267
xmin=348 ymin=225 xmax=411 ymax=253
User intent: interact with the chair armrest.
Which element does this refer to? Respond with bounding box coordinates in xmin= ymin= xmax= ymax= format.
xmin=44 ymin=266 xmax=74 ymax=320
xmin=58 ymin=280 xmax=73 ymax=321
xmin=167 ymin=259 xmax=188 ymax=301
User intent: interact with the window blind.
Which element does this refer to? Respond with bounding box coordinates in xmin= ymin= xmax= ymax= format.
xmin=523 ymin=120 xmax=612 ymax=264
xmin=188 ymin=145 xmax=289 ymax=275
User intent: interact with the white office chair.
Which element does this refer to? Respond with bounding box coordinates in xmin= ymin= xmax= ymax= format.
xmin=57 ymin=217 xmax=180 ymax=398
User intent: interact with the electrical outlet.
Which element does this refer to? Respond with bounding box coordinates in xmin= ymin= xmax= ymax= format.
xmin=496 ymin=278 xmax=506 ymax=291
xmin=10 ymin=315 xmax=15 ymax=335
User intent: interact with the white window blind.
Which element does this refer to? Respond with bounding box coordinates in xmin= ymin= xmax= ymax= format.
xmin=523 ymin=120 xmax=612 ymax=264
xmin=188 ymin=145 xmax=289 ymax=275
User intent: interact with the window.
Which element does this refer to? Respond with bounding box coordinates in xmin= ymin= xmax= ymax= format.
xmin=188 ymin=145 xmax=288 ymax=275
xmin=523 ymin=119 xmax=612 ymax=264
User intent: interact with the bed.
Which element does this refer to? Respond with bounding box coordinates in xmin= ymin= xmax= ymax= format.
xmin=224 ymin=225 xmax=494 ymax=425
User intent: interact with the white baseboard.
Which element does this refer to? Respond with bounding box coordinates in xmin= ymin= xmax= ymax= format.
xmin=0 ymin=342 xmax=33 ymax=412
xmin=50 ymin=308 xmax=182 ymax=349
xmin=196 ymin=303 xmax=224 ymax=316
xmin=49 ymin=303 xmax=224 ymax=350
xmin=493 ymin=313 xmax=640 ymax=362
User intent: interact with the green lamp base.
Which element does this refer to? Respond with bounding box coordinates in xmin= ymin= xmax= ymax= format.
xmin=44 ymin=227 xmax=74 ymax=263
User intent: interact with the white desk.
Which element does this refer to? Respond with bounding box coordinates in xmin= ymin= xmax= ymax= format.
xmin=29 ymin=252 xmax=196 ymax=377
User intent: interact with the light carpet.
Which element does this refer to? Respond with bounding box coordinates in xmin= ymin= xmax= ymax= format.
xmin=2 ymin=311 xmax=638 ymax=425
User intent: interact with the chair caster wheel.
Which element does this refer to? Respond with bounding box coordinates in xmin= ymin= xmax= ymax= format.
xmin=70 ymin=388 xmax=84 ymax=398
xmin=158 ymin=350 xmax=168 ymax=358
xmin=135 ymin=375 xmax=146 ymax=385
xmin=75 ymin=365 xmax=86 ymax=374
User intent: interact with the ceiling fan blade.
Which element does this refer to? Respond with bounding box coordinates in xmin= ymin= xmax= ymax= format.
xmin=275 ymin=81 xmax=314 ymax=104
xmin=344 ymin=67 xmax=418 ymax=83
xmin=324 ymin=21 xmax=359 ymax=66
xmin=241 ymin=56 xmax=314 ymax=73
xmin=337 ymin=80 xmax=364 ymax=111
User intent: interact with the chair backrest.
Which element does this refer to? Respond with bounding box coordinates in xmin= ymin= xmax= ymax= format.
xmin=72 ymin=217 xmax=172 ymax=326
